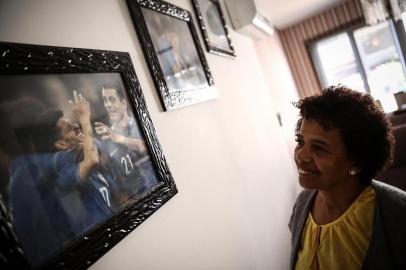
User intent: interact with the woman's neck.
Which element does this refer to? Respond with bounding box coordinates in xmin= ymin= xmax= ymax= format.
xmin=312 ymin=180 xmax=368 ymax=225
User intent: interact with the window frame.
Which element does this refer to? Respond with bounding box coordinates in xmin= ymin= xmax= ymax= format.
xmin=306 ymin=19 xmax=406 ymax=96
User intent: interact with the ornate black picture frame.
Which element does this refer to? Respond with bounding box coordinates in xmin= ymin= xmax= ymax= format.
xmin=126 ymin=0 xmax=218 ymax=111
xmin=0 ymin=42 xmax=177 ymax=269
xmin=191 ymin=0 xmax=235 ymax=57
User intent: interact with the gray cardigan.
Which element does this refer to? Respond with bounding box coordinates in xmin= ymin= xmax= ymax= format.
xmin=289 ymin=180 xmax=406 ymax=270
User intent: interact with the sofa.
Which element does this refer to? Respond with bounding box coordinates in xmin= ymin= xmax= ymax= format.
xmin=376 ymin=123 xmax=406 ymax=191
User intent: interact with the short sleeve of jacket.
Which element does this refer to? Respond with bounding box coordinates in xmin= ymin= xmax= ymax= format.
xmin=289 ymin=202 xmax=297 ymax=233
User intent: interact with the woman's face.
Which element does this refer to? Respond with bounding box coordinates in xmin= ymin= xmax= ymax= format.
xmin=294 ymin=118 xmax=355 ymax=191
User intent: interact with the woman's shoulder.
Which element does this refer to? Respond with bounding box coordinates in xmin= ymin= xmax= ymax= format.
xmin=369 ymin=180 xmax=406 ymax=268
xmin=371 ymin=180 xmax=406 ymax=213
xmin=296 ymin=189 xmax=316 ymax=204
xmin=291 ymin=189 xmax=316 ymax=218
xmin=289 ymin=189 xmax=316 ymax=233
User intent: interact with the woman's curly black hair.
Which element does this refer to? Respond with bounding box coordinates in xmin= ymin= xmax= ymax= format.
xmin=294 ymin=85 xmax=394 ymax=184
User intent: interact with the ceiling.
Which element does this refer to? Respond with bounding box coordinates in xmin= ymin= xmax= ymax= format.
xmin=254 ymin=0 xmax=347 ymax=29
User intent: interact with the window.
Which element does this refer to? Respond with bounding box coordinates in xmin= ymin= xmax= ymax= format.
xmin=310 ymin=19 xmax=406 ymax=112
xmin=403 ymin=13 xmax=406 ymax=30
xmin=313 ymin=33 xmax=367 ymax=92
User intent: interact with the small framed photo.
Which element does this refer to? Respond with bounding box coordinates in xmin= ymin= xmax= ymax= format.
xmin=192 ymin=0 xmax=235 ymax=57
xmin=0 ymin=42 xmax=177 ymax=269
xmin=126 ymin=0 xmax=218 ymax=111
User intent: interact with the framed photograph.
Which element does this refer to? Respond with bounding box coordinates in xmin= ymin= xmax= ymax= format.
xmin=0 ymin=42 xmax=177 ymax=269
xmin=126 ymin=0 xmax=218 ymax=111
xmin=192 ymin=0 xmax=235 ymax=57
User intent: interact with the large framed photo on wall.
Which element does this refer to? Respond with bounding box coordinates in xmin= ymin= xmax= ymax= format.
xmin=191 ymin=0 xmax=235 ymax=57
xmin=0 ymin=42 xmax=177 ymax=269
xmin=126 ymin=0 xmax=217 ymax=111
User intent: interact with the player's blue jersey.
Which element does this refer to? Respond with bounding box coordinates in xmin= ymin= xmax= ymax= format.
xmin=53 ymin=150 xmax=118 ymax=232
xmin=9 ymin=149 xmax=118 ymax=267
xmin=9 ymin=153 xmax=74 ymax=267
xmin=105 ymin=118 xmax=159 ymax=201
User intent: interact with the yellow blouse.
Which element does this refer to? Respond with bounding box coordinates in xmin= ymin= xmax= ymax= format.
xmin=295 ymin=186 xmax=376 ymax=270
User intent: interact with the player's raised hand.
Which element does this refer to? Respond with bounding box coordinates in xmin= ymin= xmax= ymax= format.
xmin=69 ymin=90 xmax=90 ymax=119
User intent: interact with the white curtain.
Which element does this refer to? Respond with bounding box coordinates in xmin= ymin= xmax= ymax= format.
xmin=361 ymin=0 xmax=406 ymax=24
xmin=390 ymin=0 xmax=406 ymax=21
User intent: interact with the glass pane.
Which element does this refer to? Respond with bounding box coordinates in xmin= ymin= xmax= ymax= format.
xmin=354 ymin=21 xmax=406 ymax=112
xmin=315 ymin=33 xmax=366 ymax=92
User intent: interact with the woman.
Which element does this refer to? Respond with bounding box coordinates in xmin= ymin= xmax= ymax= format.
xmin=289 ymin=86 xmax=406 ymax=270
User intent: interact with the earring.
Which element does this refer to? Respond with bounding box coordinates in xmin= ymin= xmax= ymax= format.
xmin=349 ymin=168 xmax=357 ymax=176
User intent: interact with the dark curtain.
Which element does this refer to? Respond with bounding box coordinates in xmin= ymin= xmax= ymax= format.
xmin=278 ymin=0 xmax=365 ymax=98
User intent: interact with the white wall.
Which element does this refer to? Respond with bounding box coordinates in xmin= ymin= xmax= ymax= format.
xmin=255 ymin=33 xmax=301 ymax=159
xmin=0 ymin=0 xmax=299 ymax=269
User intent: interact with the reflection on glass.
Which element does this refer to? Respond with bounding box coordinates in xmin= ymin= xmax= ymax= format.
xmin=0 ymin=73 xmax=160 ymax=267
xmin=141 ymin=7 xmax=209 ymax=93
xmin=197 ymin=0 xmax=231 ymax=50
xmin=354 ymin=21 xmax=406 ymax=112
xmin=316 ymin=33 xmax=366 ymax=92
